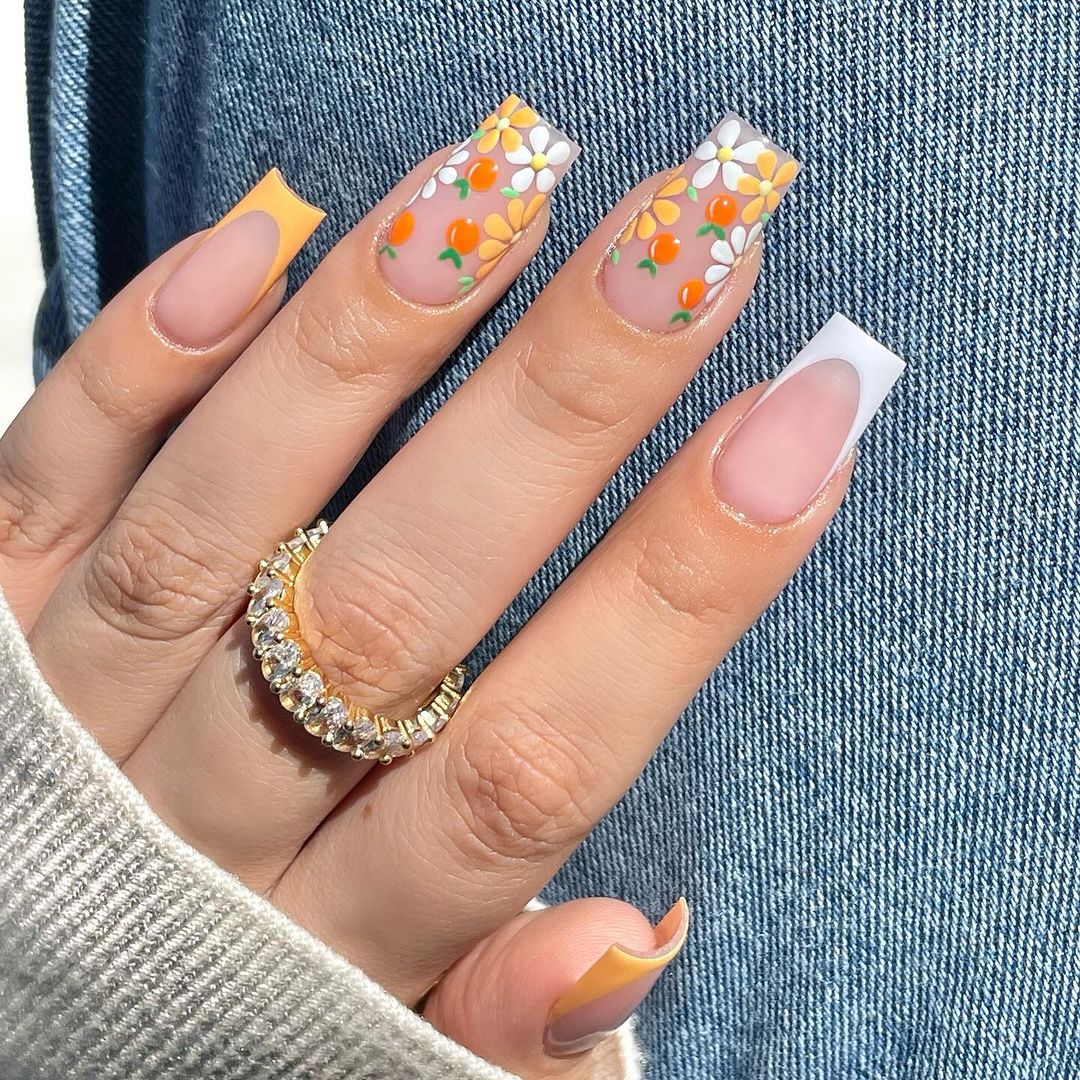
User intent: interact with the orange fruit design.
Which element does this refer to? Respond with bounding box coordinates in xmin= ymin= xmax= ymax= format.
xmin=678 ymin=279 xmax=705 ymax=310
xmin=389 ymin=210 xmax=415 ymax=246
xmin=648 ymin=233 xmax=680 ymax=265
xmin=466 ymin=158 xmax=498 ymax=192
xmin=706 ymin=195 xmax=737 ymax=228
xmin=446 ymin=217 xmax=480 ymax=254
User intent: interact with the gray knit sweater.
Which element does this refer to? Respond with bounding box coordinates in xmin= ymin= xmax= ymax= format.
xmin=0 ymin=589 xmax=639 ymax=1079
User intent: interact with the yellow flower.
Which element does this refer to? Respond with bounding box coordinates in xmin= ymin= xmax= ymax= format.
xmin=618 ymin=166 xmax=689 ymax=245
xmin=475 ymin=95 xmax=539 ymax=155
xmin=476 ymin=195 xmax=546 ymax=277
xmin=736 ymin=150 xmax=800 ymax=224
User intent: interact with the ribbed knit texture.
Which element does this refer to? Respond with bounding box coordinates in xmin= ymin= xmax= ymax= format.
xmin=0 ymin=588 xmax=638 ymax=1078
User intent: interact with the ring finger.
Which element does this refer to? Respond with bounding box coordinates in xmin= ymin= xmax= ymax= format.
xmin=272 ymin=315 xmax=906 ymax=999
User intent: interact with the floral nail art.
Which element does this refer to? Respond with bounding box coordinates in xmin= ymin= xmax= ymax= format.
xmin=379 ymin=95 xmax=579 ymax=306
xmin=603 ymin=113 xmax=799 ymax=332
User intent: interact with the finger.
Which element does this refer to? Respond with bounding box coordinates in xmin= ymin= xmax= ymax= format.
xmin=272 ymin=316 xmax=905 ymax=995
xmin=0 ymin=169 xmax=319 ymax=626
xmin=424 ymin=898 xmax=688 ymax=1078
xmin=32 ymin=97 xmax=576 ymax=760
xmin=122 ymin=114 xmax=788 ymax=886
xmin=291 ymin=113 xmax=798 ymax=721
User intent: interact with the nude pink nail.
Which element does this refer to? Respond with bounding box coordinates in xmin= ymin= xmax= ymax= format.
xmin=603 ymin=112 xmax=799 ymax=331
xmin=379 ymin=95 xmax=579 ymax=306
xmin=714 ymin=315 xmax=905 ymax=524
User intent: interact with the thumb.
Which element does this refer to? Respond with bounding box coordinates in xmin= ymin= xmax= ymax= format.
xmin=423 ymin=897 xmax=689 ymax=1078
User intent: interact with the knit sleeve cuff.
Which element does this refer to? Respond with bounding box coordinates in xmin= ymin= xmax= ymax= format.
xmin=0 ymin=585 xmax=641 ymax=1078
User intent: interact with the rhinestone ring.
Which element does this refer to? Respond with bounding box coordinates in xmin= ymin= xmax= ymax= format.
xmin=246 ymin=520 xmax=468 ymax=764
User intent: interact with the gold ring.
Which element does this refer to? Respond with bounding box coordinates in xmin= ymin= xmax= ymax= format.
xmin=245 ymin=520 xmax=467 ymax=764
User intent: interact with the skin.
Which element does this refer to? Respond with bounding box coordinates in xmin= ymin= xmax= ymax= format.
xmin=0 ymin=148 xmax=852 ymax=1078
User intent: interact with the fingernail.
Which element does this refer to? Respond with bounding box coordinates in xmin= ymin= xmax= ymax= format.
xmin=714 ymin=314 xmax=905 ymax=524
xmin=543 ymin=898 xmax=689 ymax=1058
xmin=379 ymin=94 xmax=579 ymax=306
xmin=603 ymin=113 xmax=798 ymax=332
xmin=153 ymin=168 xmax=325 ymax=348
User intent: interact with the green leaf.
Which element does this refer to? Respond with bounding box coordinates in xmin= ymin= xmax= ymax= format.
xmin=609 ymin=248 xmax=621 ymax=265
xmin=458 ymin=275 xmax=475 ymax=286
xmin=695 ymin=223 xmax=725 ymax=239
xmin=379 ymin=244 xmax=397 ymax=259
xmin=686 ymin=185 xmax=699 ymax=202
xmin=470 ymin=129 xmax=484 ymax=141
xmin=453 ymin=178 xmax=470 ymax=199
xmin=500 ymin=186 xmax=519 ymax=198
xmin=670 ymin=310 xmax=692 ymax=324
xmin=437 ymin=247 xmax=463 ymax=269
xmin=636 ymin=258 xmax=657 ymax=277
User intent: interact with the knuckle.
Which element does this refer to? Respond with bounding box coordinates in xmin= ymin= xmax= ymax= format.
xmin=0 ymin=454 xmax=83 ymax=558
xmin=445 ymin=702 xmax=595 ymax=865
xmin=273 ymin=293 xmax=392 ymax=390
xmin=69 ymin=338 xmax=159 ymax=435
xmin=302 ymin=546 xmax=449 ymax=702
xmin=86 ymin=496 xmax=244 ymax=640
xmin=626 ymin=527 xmax=740 ymax=629
xmin=506 ymin=338 xmax=636 ymax=441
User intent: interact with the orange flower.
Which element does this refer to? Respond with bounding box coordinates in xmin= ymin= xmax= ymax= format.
xmin=618 ymin=166 xmax=689 ymax=245
xmin=736 ymin=150 xmax=800 ymax=224
xmin=475 ymin=95 xmax=539 ymax=155
xmin=476 ymin=195 xmax=546 ymax=277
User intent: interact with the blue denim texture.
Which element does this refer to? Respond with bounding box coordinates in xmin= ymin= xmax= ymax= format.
xmin=27 ymin=0 xmax=1080 ymax=1075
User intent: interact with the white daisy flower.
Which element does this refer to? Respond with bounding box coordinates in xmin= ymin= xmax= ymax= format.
xmin=410 ymin=141 xmax=471 ymax=202
xmin=506 ymin=125 xmax=572 ymax=193
xmin=704 ymin=223 xmax=762 ymax=301
xmin=691 ymin=118 xmax=765 ymax=192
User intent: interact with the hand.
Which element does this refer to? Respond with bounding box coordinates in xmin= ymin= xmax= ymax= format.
xmin=0 ymin=103 xmax=898 ymax=1077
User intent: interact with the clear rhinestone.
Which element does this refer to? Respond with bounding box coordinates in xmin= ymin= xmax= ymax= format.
xmin=262 ymin=640 xmax=301 ymax=683
xmin=280 ymin=670 xmax=324 ymax=713
xmin=305 ymin=697 xmax=347 ymax=736
xmin=267 ymin=550 xmax=293 ymax=573
xmin=410 ymin=724 xmax=431 ymax=747
xmin=381 ymin=729 xmax=411 ymax=758
xmin=251 ymin=607 xmax=289 ymax=650
xmin=248 ymin=575 xmax=285 ymax=616
xmin=352 ymin=716 xmax=378 ymax=743
xmin=429 ymin=709 xmax=449 ymax=732
xmin=286 ymin=534 xmax=309 ymax=555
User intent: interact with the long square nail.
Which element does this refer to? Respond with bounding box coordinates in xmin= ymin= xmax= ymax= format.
xmin=603 ymin=113 xmax=799 ymax=331
xmin=714 ymin=314 xmax=905 ymax=524
xmin=379 ymin=95 xmax=580 ymax=306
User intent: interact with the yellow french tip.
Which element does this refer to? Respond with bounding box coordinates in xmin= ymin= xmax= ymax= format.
xmin=547 ymin=898 xmax=690 ymax=1022
xmin=213 ymin=168 xmax=326 ymax=298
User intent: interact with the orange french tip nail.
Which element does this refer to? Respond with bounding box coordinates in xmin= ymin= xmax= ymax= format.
xmin=212 ymin=167 xmax=326 ymax=299
xmin=547 ymin=897 xmax=690 ymax=1022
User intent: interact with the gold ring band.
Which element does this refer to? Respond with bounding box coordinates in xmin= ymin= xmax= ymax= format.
xmin=246 ymin=520 xmax=467 ymax=764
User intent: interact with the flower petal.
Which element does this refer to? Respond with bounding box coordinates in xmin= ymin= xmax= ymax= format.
xmin=436 ymin=166 xmax=458 ymax=183
xmin=693 ymin=139 xmax=718 ymax=161
xmin=710 ymin=238 xmax=734 ymax=264
xmin=705 ymin=282 xmax=725 ymax=302
xmin=484 ymin=213 xmax=514 ymax=242
xmin=691 ymin=159 xmax=719 ymax=190
xmin=475 ymin=130 xmax=499 ymax=154
xmin=653 ymin=198 xmax=680 ymax=226
xmin=506 ymin=145 xmax=532 ymax=165
xmin=736 ymin=173 xmax=762 ymax=196
xmin=447 ymin=148 xmax=470 ymax=166
xmin=502 ymin=128 xmax=524 ymax=154
xmin=704 ymin=264 xmax=731 ymax=285
xmin=545 ymin=140 xmax=571 ymax=166
xmin=498 ymin=96 xmax=519 ymax=119
xmin=765 ymin=190 xmax=781 ymax=212
xmin=741 ymin=196 xmax=765 ymax=224
xmin=731 ymin=139 xmax=765 ymax=164
xmin=716 ymin=119 xmax=740 ymax=148
xmin=421 ymin=176 xmax=437 ymax=199
xmin=755 ymin=149 xmax=777 ymax=181
xmin=511 ymin=167 xmax=535 ymax=192
xmin=478 ymin=238 xmax=508 ymax=261
xmin=721 ymin=161 xmax=745 ymax=190
xmin=773 ymin=160 xmax=800 ymax=187
xmin=505 ymin=198 xmax=526 ymax=231
xmin=746 ymin=222 xmax=763 ymax=246
xmin=636 ymin=211 xmax=657 ymax=240
xmin=529 ymin=125 xmax=551 ymax=153
xmin=658 ymin=176 xmax=689 ymax=198
xmin=509 ymin=105 xmax=539 ymax=128
xmin=536 ymin=167 xmax=556 ymax=193
xmin=729 ymin=225 xmax=747 ymax=254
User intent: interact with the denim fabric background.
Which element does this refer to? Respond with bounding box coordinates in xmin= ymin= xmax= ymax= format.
xmin=26 ymin=0 xmax=1080 ymax=1075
